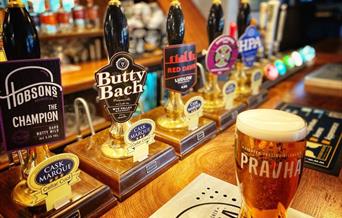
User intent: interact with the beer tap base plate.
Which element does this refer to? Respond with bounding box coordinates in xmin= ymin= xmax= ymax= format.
xmin=101 ymin=141 xmax=133 ymax=159
xmin=203 ymin=100 xmax=225 ymax=112
xmin=246 ymin=89 xmax=269 ymax=109
xmin=204 ymin=104 xmax=247 ymax=132
xmin=157 ymin=115 xmax=188 ymax=130
xmin=139 ymin=106 xmax=217 ymax=158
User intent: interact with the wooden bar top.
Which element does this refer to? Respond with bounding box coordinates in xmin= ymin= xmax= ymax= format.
xmin=102 ymin=53 xmax=342 ymax=218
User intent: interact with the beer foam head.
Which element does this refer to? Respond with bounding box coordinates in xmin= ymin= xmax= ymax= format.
xmin=236 ymin=109 xmax=307 ymax=142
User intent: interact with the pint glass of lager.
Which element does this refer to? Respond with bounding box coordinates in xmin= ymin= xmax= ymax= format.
xmin=235 ymin=109 xmax=307 ymax=218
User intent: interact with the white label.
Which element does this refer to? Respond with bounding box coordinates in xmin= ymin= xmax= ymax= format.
xmin=222 ymin=81 xmax=237 ymax=110
xmin=184 ymin=96 xmax=204 ymax=131
xmin=251 ymin=70 xmax=263 ymax=95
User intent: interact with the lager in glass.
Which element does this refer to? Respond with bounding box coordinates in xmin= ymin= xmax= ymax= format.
xmin=235 ymin=109 xmax=307 ymax=218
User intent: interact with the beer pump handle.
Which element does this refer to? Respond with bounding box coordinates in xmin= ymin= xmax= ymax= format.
xmin=104 ymin=0 xmax=129 ymax=58
xmin=236 ymin=0 xmax=251 ymax=63
xmin=275 ymin=4 xmax=287 ymax=53
xmin=258 ymin=2 xmax=268 ymax=58
xmin=265 ymin=0 xmax=280 ymax=57
xmin=237 ymin=0 xmax=251 ymax=38
xmin=259 ymin=2 xmax=267 ymax=31
xmin=167 ymin=0 xmax=184 ymax=45
xmin=207 ymin=0 xmax=224 ymax=44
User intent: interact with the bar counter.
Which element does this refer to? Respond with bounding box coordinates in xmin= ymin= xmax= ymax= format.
xmin=102 ymin=52 xmax=342 ymax=218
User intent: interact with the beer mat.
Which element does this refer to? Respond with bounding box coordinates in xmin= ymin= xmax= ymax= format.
xmin=276 ymin=102 xmax=342 ymax=176
xmin=150 ymin=173 xmax=312 ymax=218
